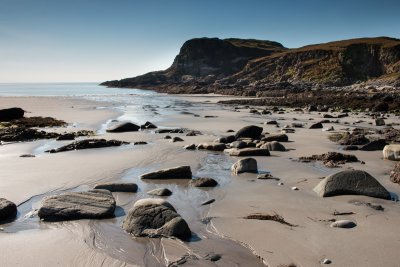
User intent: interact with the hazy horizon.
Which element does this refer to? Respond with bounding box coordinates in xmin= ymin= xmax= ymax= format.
xmin=1 ymin=0 xmax=399 ymax=83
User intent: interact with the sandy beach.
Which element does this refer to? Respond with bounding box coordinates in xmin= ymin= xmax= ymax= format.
xmin=0 ymin=94 xmax=399 ymax=267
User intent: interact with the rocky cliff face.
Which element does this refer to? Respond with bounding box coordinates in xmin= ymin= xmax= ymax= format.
xmin=101 ymin=37 xmax=400 ymax=93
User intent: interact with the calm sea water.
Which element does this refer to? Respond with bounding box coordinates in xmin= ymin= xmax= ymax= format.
xmin=0 ymin=83 xmax=152 ymax=96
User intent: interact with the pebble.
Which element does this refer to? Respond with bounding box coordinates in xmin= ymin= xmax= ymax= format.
xmin=322 ymin=258 xmax=332 ymax=264
xmin=278 ymin=182 xmax=284 ymax=186
xmin=330 ymin=220 xmax=357 ymax=228
xmin=291 ymin=186 xmax=299 ymax=190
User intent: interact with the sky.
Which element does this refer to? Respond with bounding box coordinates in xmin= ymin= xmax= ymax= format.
xmin=0 ymin=0 xmax=399 ymax=83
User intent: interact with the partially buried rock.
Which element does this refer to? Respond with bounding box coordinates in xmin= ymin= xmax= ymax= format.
xmin=217 ymin=135 xmax=236 ymax=144
xmin=359 ymin=139 xmax=388 ymax=151
xmin=257 ymin=173 xmax=279 ymax=180
xmin=20 ymin=154 xmax=35 ymax=158
xmin=172 ymin=137 xmax=184 ymax=142
xmin=183 ymin=144 xmax=196 ymax=150
xmin=229 ymin=141 xmax=248 ymax=149
xmin=260 ymin=141 xmax=286 ymax=151
xmin=141 ymin=121 xmax=157 ymax=129
xmin=231 ymin=158 xmax=258 ymax=175
xmin=235 ymin=125 xmax=263 ymax=140
xmin=106 ymin=122 xmax=140 ymax=133
xmin=38 ymin=190 xmax=116 ymax=221
xmin=309 ymin=122 xmax=323 ymax=129
xmin=261 ymin=134 xmax=288 ymax=142
xmin=140 ymin=166 xmax=192 ymax=179
xmin=383 ymin=145 xmax=400 ymax=161
xmin=94 ymin=183 xmax=138 ymax=192
xmin=228 ymin=148 xmax=270 ymax=156
xmin=197 ymin=143 xmax=226 ymax=151
xmin=0 ymin=198 xmax=17 ymax=222
xmin=189 ymin=178 xmax=218 ymax=187
xmin=122 ymin=198 xmax=191 ymax=240
xmin=147 ymin=188 xmax=172 ymax=196
xmin=0 ymin=107 xmax=24 ymax=121
xmin=330 ymin=220 xmax=357 ymax=229
xmin=314 ymin=170 xmax=391 ymax=199
xmin=56 ymin=133 xmax=75 ymax=141
xmin=46 ymin=139 xmax=128 ymax=153
xmin=375 ymin=118 xmax=385 ymax=126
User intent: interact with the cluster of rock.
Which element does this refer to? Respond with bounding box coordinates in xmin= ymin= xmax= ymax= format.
xmin=299 ymin=152 xmax=359 ymax=168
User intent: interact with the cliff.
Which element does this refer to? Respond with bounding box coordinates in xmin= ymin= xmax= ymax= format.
xmin=101 ymin=37 xmax=400 ymax=94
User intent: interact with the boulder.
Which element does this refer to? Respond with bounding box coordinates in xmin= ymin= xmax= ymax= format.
xmin=359 ymin=139 xmax=388 ymax=151
xmin=38 ymin=190 xmax=116 ymax=221
xmin=383 ymin=145 xmax=400 ymax=161
xmin=122 ymin=198 xmax=191 ymax=240
xmin=265 ymin=120 xmax=278 ymax=125
xmin=375 ymin=118 xmax=385 ymax=126
xmin=261 ymin=141 xmax=286 ymax=151
xmin=106 ymin=122 xmax=140 ymax=133
xmin=314 ymin=170 xmax=391 ymax=199
xmin=141 ymin=121 xmax=157 ymax=129
xmin=147 ymin=188 xmax=172 ymax=196
xmin=183 ymin=144 xmax=196 ymax=150
xmin=46 ymin=139 xmax=128 ymax=153
xmin=0 ymin=198 xmax=17 ymax=222
xmin=231 ymin=158 xmax=258 ymax=175
xmin=197 ymin=143 xmax=226 ymax=151
xmin=309 ymin=122 xmax=323 ymax=129
xmin=217 ymin=135 xmax=236 ymax=144
xmin=261 ymin=134 xmax=289 ymax=142
xmin=235 ymin=125 xmax=263 ymax=140
xmin=229 ymin=141 xmax=248 ymax=149
xmin=140 ymin=166 xmax=192 ymax=179
xmin=172 ymin=137 xmax=184 ymax=142
xmin=330 ymin=220 xmax=357 ymax=229
xmin=227 ymin=148 xmax=270 ymax=156
xmin=94 ymin=183 xmax=138 ymax=192
xmin=339 ymin=134 xmax=369 ymax=146
xmin=0 ymin=107 xmax=24 ymax=121
xmin=189 ymin=178 xmax=218 ymax=187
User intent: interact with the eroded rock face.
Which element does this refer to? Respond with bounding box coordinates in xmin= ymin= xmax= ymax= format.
xmin=106 ymin=122 xmax=140 ymax=133
xmin=140 ymin=166 xmax=192 ymax=179
xmin=38 ymin=190 xmax=116 ymax=221
xmin=94 ymin=183 xmax=138 ymax=192
xmin=46 ymin=139 xmax=129 ymax=153
xmin=314 ymin=170 xmax=391 ymax=199
xmin=231 ymin=158 xmax=258 ymax=175
xmin=383 ymin=145 xmax=400 ymax=161
xmin=0 ymin=198 xmax=17 ymax=222
xmin=235 ymin=125 xmax=263 ymax=140
xmin=122 ymin=198 xmax=191 ymax=240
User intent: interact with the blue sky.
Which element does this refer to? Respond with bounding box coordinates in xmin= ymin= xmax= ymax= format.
xmin=0 ymin=0 xmax=399 ymax=83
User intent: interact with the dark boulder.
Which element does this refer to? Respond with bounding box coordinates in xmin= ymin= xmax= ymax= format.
xmin=0 ymin=107 xmax=24 ymax=121
xmin=359 ymin=139 xmax=388 ymax=151
xmin=141 ymin=121 xmax=157 ymax=129
xmin=106 ymin=122 xmax=140 ymax=133
xmin=140 ymin=166 xmax=192 ymax=179
xmin=94 ymin=183 xmax=138 ymax=192
xmin=189 ymin=178 xmax=218 ymax=187
xmin=261 ymin=134 xmax=289 ymax=142
xmin=217 ymin=135 xmax=236 ymax=144
xmin=0 ymin=198 xmax=17 ymax=222
xmin=235 ymin=125 xmax=263 ymax=139
xmin=309 ymin=122 xmax=323 ymax=129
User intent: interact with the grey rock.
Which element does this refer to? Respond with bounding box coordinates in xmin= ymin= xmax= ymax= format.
xmin=228 ymin=148 xmax=270 ymax=156
xmin=38 ymin=190 xmax=116 ymax=221
xmin=383 ymin=145 xmax=400 ymax=161
xmin=229 ymin=141 xmax=248 ymax=149
xmin=147 ymin=188 xmax=172 ymax=196
xmin=140 ymin=166 xmax=192 ymax=179
xmin=94 ymin=182 xmax=138 ymax=192
xmin=172 ymin=137 xmax=184 ymax=142
xmin=260 ymin=141 xmax=286 ymax=151
xmin=0 ymin=198 xmax=17 ymax=222
xmin=314 ymin=170 xmax=391 ymax=199
xmin=122 ymin=198 xmax=191 ymax=240
xmin=231 ymin=158 xmax=258 ymax=175
xmin=330 ymin=220 xmax=357 ymax=228
xmin=189 ymin=178 xmax=218 ymax=187
xmin=197 ymin=143 xmax=226 ymax=151
xmin=235 ymin=125 xmax=263 ymax=139
xmin=106 ymin=122 xmax=140 ymax=132
xmin=261 ymin=134 xmax=289 ymax=142
xmin=359 ymin=139 xmax=388 ymax=151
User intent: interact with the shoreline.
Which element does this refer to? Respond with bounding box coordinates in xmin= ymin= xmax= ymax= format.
xmin=0 ymin=93 xmax=399 ymax=266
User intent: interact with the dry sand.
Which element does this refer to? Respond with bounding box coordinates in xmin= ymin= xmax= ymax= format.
xmin=0 ymin=95 xmax=399 ymax=266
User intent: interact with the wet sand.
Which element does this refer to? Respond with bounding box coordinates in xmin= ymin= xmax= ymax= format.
xmin=0 ymin=95 xmax=399 ymax=266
